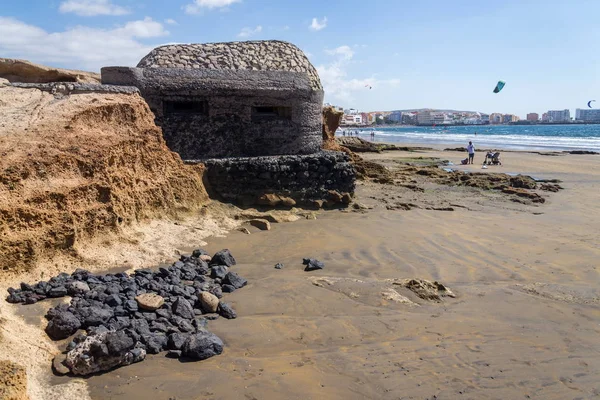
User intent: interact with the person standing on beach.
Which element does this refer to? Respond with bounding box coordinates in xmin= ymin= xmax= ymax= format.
xmin=467 ymin=141 xmax=475 ymax=164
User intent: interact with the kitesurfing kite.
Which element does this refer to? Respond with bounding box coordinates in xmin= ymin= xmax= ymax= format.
xmin=588 ymin=100 xmax=596 ymax=108
xmin=493 ymin=80 xmax=506 ymax=94
xmin=365 ymin=84 xmax=372 ymax=90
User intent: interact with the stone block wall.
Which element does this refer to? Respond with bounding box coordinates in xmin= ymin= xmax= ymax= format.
xmin=199 ymin=151 xmax=355 ymax=206
xmin=102 ymin=67 xmax=323 ymax=159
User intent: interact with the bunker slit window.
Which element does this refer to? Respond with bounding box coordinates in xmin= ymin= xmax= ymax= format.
xmin=252 ymin=106 xmax=292 ymax=121
xmin=164 ymin=100 xmax=208 ymax=115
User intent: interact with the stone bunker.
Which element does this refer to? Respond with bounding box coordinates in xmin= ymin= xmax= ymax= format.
xmin=102 ymin=40 xmax=355 ymax=206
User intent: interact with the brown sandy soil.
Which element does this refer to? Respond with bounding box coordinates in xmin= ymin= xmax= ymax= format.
xmin=38 ymin=149 xmax=598 ymax=400
xmin=0 ymin=58 xmax=100 ymax=84
xmin=0 ymin=85 xmax=209 ymax=274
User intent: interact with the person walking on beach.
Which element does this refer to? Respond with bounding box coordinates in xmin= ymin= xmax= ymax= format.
xmin=467 ymin=141 xmax=475 ymax=164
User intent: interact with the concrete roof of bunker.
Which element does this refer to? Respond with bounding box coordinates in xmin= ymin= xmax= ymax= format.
xmin=137 ymin=40 xmax=322 ymax=90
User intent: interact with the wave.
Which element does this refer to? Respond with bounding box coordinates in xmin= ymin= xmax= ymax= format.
xmin=337 ymin=125 xmax=600 ymax=151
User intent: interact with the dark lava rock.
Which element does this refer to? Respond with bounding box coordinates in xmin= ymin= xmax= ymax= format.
xmin=142 ymin=333 xmax=168 ymax=354
xmin=166 ymin=349 xmax=182 ymax=358
xmin=210 ymin=249 xmax=236 ymax=267
xmin=210 ymin=265 xmax=229 ymax=280
xmin=81 ymin=307 xmax=113 ymax=327
xmin=218 ymin=303 xmax=237 ymax=320
xmin=221 ymin=284 xmax=236 ymax=293
xmin=223 ymin=272 xmax=247 ymax=289
xmin=303 ymin=258 xmax=324 ymax=271
xmin=167 ymin=332 xmax=189 ymax=350
xmin=105 ymin=294 xmax=122 ymax=307
xmin=45 ymin=311 xmax=81 ymax=340
xmin=275 ymin=263 xmax=284 ymax=269
xmin=172 ymin=297 xmax=194 ymax=320
xmin=48 ymin=286 xmax=68 ymax=298
xmin=182 ymin=332 xmax=224 ymax=360
xmin=105 ymin=331 xmax=135 ymax=355
xmin=131 ymin=318 xmax=151 ymax=335
xmin=192 ymin=249 xmax=209 ymax=258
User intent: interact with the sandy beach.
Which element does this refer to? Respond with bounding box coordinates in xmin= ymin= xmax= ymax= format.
xmin=7 ymin=147 xmax=594 ymax=399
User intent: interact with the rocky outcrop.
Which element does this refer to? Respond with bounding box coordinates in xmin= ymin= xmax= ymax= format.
xmin=322 ymin=106 xmax=343 ymax=151
xmin=65 ymin=331 xmax=145 ymax=376
xmin=0 ymin=83 xmax=209 ymax=272
xmin=0 ymin=58 xmax=100 ymax=84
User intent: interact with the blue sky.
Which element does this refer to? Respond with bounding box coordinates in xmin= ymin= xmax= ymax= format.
xmin=1 ymin=0 xmax=599 ymax=117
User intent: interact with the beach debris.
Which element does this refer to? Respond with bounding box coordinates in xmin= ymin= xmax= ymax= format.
xmin=493 ymin=80 xmax=506 ymax=93
xmin=303 ymin=258 xmax=325 ymax=271
xmin=274 ymin=262 xmax=284 ymax=269
xmin=5 ymin=249 xmax=247 ymax=375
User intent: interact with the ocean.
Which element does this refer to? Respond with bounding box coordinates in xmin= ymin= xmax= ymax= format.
xmin=337 ymin=124 xmax=600 ymax=152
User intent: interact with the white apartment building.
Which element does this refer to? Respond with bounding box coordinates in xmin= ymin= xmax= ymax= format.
xmin=575 ymin=108 xmax=600 ymax=122
xmin=547 ymin=109 xmax=570 ymax=122
xmin=417 ymin=110 xmax=433 ymax=125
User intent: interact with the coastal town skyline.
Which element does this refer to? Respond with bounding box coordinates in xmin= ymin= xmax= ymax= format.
xmin=333 ymin=105 xmax=600 ymax=126
xmin=0 ymin=0 xmax=599 ymax=118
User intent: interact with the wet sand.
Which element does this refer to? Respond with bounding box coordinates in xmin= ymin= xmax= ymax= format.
xmin=63 ymin=149 xmax=600 ymax=400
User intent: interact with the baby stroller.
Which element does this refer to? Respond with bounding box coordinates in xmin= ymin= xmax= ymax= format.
xmin=483 ymin=152 xmax=501 ymax=165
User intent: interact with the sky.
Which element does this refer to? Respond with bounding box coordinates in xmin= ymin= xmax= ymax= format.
xmin=1 ymin=0 xmax=599 ymax=117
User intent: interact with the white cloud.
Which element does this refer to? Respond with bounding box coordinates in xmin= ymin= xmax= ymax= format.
xmin=237 ymin=25 xmax=262 ymax=38
xmin=184 ymin=0 xmax=241 ymax=14
xmin=118 ymin=17 xmax=169 ymax=38
xmin=317 ymin=45 xmax=400 ymax=103
xmin=309 ymin=17 xmax=327 ymax=31
xmin=165 ymin=19 xmax=178 ymax=25
xmin=325 ymin=45 xmax=354 ymax=60
xmin=59 ymin=0 xmax=129 ymax=16
xmin=0 ymin=16 xmax=168 ymax=71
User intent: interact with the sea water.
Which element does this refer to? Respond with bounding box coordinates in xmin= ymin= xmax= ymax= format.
xmin=338 ymin=124 xmax=600 ymax=152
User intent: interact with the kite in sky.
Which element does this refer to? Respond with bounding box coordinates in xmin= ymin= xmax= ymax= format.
xmin=588 ymin=100 xmax=596 ymax=108
xmin=493 ymin=80 xmax=506 ymax=94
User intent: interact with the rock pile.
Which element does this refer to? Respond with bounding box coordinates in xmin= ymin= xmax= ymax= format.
xmin=6 ymin=249 xmax=246 ymax=375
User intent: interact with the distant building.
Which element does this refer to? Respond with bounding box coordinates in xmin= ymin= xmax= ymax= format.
xmin=542 ymin=113 xmax=549 ymax=122
xmin=417 ymin=110 xmax=433 ymax=125
xmin=344 ymin=108 xmax=358 ymax=115
xmin=546 ymin=109 xmax=570 ymax=123
xmin=527 ymin=113 xmax=539 ymax=122
xmin=357 ymin=112 xmax=368 ymax=125
xmin=479 ymin=113 xmax=490 ymax=124
xmin=386 ymin=111 xmax=402 ymax=123
xmin=489 ymin=113 xmax=503 ymax=124
xmin=343 ymin=114 xmax=362 ymax=124
xmin=575 ymin=108 xmax=600 ymax=122
xmin=402 ymin=112 xmax=416 ymax=125
xmin=503 ymin=114 xmax=519 ymax=123
xmin=432 ymin=112 xmax=447 ymax=125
